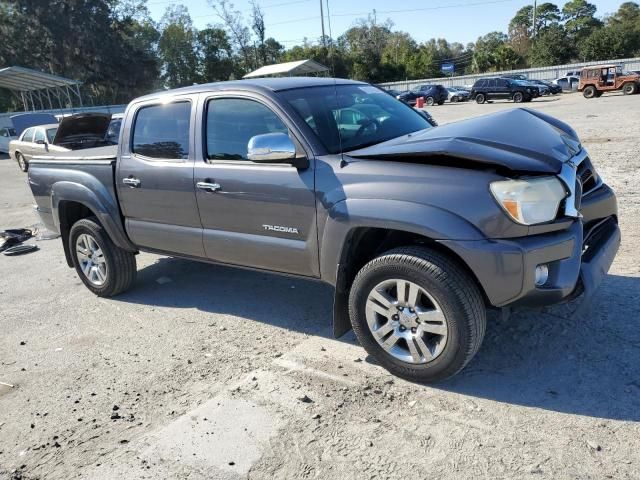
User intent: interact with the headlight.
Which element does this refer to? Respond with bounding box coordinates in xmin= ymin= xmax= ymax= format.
xmin=490 ymin=177 xmax=568 ymax=225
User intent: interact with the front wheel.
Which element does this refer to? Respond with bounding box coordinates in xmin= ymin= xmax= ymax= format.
xmin=16 ymin=152 xmax=27 ymax=172
xmin=425 ymin=96 xmax=435 ymax=106
xmin=513 ymin=92 xmax=524 ymax=103
xmin=70 ymin=217 xmax=137 ymax=297
xmin=348 ymin=246 xmax=486 ymax=383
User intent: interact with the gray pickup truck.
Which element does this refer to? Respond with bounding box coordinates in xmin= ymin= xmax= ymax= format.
xmin=28 ymin=77 xmax=620 ymax=382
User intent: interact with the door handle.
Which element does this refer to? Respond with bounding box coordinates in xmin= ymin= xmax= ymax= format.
xmin=123 ymin=177 xmax=141 ymax=188
xmin=196 ymin=181 xmax=221 ymax=193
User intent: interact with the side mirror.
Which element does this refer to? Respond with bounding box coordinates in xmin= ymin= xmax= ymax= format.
xmin=247 ymin=133 xmax=308 ymax=168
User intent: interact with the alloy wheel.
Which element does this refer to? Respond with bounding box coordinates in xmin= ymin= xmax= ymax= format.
xmin=75 ymin=233 xmax=108 ymax=286
xmin=365 ymin=279 xmax=448 ymax=364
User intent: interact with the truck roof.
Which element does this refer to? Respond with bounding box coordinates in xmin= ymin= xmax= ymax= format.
xmin=134 ymin=77 xmax=366 ymax=103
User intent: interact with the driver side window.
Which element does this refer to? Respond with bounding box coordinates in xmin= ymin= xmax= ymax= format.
xmin=205 ymin=98 xmax=289 ymax=162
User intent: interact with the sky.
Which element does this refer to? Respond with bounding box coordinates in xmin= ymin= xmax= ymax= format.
xmin=147 ymin=0 xmax=627 ymax=46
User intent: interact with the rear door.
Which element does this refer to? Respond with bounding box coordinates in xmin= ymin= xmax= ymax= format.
xmin=193 ymin=93 xmax=319 ymax=277
xmin=117 ymin=95 xmax=205 ymax=257
xmin=496 ymin=79 xmax=510 ymax=99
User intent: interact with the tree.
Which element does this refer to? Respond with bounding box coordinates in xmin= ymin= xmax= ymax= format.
xmin=471 ymin=32 xmax=523 ymax=73
xmin=508 ymin=5 xmax=533 ymax=56
xmin=607 ymin=2 xmax=640 ymax=25
xmin=535 ymin=2 xmax=562 ymax=32
xmin=210 ymin=0 xmax=254 ymax=72
xmin=562 ymin=0 xmax=602 ymax=41
xmin=579 ymin=22 xmax=640 ymax=60
xmin=529 ymin=24 xmax=575 ymax=65
xmin=197 ymin=27 xmax=235 ymax=81
xmin=158 ymin=5 xmax=200 ymax=88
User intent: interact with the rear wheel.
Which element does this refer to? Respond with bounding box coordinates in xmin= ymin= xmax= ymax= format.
xmin=437 ymin=99 xmax=445 ymax=105
xmin=425 ymin=96 xmax=435 ymax=106
xmin=348 ymin=246 xmax=486 ymax=383
xmin=16 ymin=152 xmax=27 ymax=172
xmin=583 ymin=85 xmax=596 ymax=98
xmin=475 ymin=93 xmax=486 ymax=104
xmin=513 ymin=92 xmax=524 ymax=103
xmin=623 ymin=82 xmax=636 ymax=95
xmin=70 ymin=217 xmax=137 ymax=297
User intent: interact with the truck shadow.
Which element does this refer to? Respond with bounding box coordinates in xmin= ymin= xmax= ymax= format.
xmin=117 ymin=259 xmax=639 ymax=421
xmin=436 ymin=273 xmax=640 ymax=422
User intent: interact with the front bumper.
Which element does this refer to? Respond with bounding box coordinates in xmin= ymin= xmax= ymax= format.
xmin=440 ymin=183 xmax=619 ymax=308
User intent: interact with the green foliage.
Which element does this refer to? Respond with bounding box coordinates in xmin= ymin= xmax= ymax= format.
xmin=529 ymin=24 xmax=576 ymax=66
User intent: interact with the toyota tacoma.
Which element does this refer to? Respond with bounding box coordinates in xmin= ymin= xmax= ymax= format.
xmin=27 ymin=78 xmax=620 ymax=382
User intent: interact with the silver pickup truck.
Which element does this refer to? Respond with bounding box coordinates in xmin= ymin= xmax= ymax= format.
xmin=27 ymin=77 xmax=620 ymax=382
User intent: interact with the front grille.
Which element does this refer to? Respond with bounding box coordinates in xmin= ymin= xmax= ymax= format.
xmin=576 ymin=156 xmax=600 ymax=197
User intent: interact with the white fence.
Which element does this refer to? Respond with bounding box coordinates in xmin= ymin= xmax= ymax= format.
xmin=379 ymin=57 xmax=640 ymax=90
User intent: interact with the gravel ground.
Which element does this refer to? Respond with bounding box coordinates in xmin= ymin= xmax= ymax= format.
xmin=1 ymin=92 xmax=639 ymax=480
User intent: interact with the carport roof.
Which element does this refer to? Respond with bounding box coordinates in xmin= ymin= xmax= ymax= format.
xmin=0 ymin=66 xmax=80 ymax=92
xmin=243 ymin=59 xmax=329 ymax=78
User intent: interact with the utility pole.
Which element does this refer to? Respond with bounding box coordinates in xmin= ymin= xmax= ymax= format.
xmin=320 ymin=0 xmax=326 ymax=47
xmin=532 ymin=0 xmax=537 ymax=40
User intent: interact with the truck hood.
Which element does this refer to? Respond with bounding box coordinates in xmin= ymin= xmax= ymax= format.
xmin=53 ymin=113 xmax=112 ymax=146
xmin=347 ymin=108 xmax=581 ymax=174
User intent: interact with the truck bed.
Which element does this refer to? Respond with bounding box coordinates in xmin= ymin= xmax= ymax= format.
xmin=31 ymin=145 xmax=117 ymax=163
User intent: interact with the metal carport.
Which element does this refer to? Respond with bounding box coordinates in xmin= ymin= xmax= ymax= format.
xmin=243 ymin=60 xmax=329 ymax=78
xmin=0 ymin=66 xmax=83 ymax=111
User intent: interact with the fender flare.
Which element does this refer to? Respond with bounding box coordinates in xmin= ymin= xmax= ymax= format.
xmin=320 ymin=198 xmax=484 ymax=337
xmin=51 ymin=180 xmax=136 ymax=265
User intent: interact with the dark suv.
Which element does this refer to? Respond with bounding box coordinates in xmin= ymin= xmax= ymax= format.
xmin=397 ymin=84 xmax=448 ymax=106
xmin=471 ymin=77 xmax=537 ymax=104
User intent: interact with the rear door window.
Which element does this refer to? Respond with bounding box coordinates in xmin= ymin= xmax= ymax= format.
xmin=132 ymin=101 xmax=191 ymax=160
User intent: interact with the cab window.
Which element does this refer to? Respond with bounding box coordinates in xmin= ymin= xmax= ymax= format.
xmin=132 ymin=101 xmax=191 ymax=160
xmin=205 ymin=98 xmax=288 ymax=162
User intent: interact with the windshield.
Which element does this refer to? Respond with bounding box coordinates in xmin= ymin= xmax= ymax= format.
xmin=279 ymin=84 xmax=432 ymax=154
xmin=46 ymin=128 xmax=57 ymax=143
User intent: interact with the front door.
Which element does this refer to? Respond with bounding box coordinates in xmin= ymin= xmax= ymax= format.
xmin=117 ymin=97 xmax=205 ymax=257
xmin=193 ymin=94 xmax=319 ymax=277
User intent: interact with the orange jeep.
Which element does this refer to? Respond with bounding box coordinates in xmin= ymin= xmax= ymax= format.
xmin=579 ymin=64 xmax=640 ymax=98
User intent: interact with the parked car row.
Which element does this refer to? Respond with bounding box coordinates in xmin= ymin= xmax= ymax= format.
xmin=389 ymin=73 xmax=566 ymax=107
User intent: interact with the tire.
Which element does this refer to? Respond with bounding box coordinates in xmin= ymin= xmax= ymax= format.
xmin=513 ymin=91 xmax=524 ymax=103
xmin=583 ymin=85 xmax=596 ymax=98
xmin=69 ymin=217 xmax=136 ymax=297
xmin=348 ymin=246 xmax=486 ymax=383
xmin=475 ymin=93 xmax=486 ymax=104
xmin=451 ymin=96 xmax=458 ymax=103
xmin=437 ymin=100 xmax=445 ymax=105
xmin=623 ymin=82 xmax=636 ymax=95
xmin=16 ymin=152 xmax=27 ymax=172
xmin=425 ymin=96 xmax=435 ymax=106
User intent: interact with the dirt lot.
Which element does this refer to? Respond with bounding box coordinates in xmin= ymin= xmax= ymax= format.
xmin=1 ymin=92 xmax=639 ymax=480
